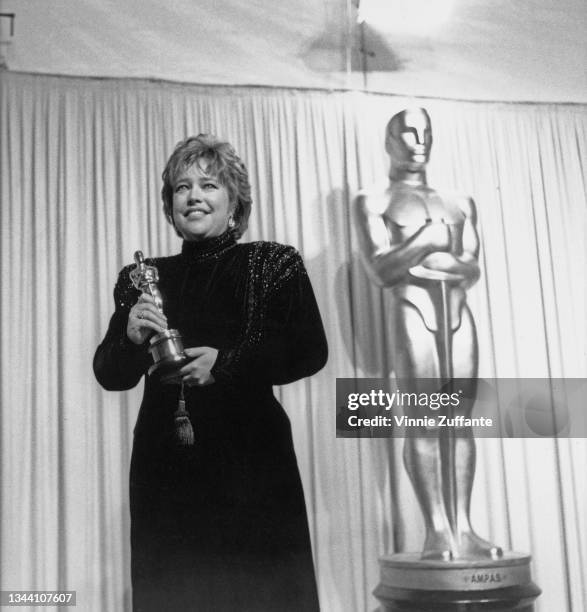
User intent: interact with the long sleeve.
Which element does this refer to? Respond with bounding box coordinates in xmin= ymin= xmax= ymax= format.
xmin=211 ymin=245 xmax=328 ymax=388
xmin=93 ymin=265 xmax=152 ymax=391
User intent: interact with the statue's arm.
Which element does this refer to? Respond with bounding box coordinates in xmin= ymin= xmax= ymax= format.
xmin=453 ymin=197 xmax=481 ymax=288
xmin=354 ymin=193 xmax=448 ymax=287
xmin=419 ymin=196 xmax=480 ymax=287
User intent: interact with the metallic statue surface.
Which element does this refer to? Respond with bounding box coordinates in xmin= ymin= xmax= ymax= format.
xmin=130 ymin=251 xmax=165 ymax=312
xmin=130 ymin=250 xmax=189 ymax=383
xmin=354 ymin=108 xmax=502 ymax=561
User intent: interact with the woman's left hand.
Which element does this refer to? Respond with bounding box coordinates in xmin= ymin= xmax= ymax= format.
xmin=180 ymin=347 xmax=219 ymax=386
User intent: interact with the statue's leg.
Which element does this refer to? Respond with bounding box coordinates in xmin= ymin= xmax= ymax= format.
xmin=394 ymin=301 xmax=457 ymax=560
xmin=452 ymin=306 xmax=502 ymax=559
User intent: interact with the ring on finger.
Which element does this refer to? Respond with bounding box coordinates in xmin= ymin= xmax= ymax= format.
xmin=137 ymin=311 xmax=144 ymax=319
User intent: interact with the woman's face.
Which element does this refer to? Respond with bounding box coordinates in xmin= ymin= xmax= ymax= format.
xmin=171 ymin=162 xmax=232 ymax=242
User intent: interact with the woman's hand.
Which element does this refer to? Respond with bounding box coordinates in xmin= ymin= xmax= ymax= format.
xmin=180 ymin=347 xmax=219 ymax=386
xmin=127 ymin=294 xmax=168 ymax=345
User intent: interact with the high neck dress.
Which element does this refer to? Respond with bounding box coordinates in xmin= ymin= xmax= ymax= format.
xmin=94 ymin=232 xmax=327 ymax=611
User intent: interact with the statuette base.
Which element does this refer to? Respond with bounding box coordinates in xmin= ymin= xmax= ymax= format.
xmin=148 ymin=329 xmax=189 ymax=384
xmin=374 ymin=552 xmax=540 ymax=611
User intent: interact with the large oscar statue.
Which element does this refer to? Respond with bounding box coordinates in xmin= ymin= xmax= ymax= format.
xmin=354 ymin=108 xmax=540 ymax=611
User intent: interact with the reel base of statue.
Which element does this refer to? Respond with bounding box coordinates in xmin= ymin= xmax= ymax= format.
xmin=147 ymin=329 xmax=190 ymax=385
xmin=148 ymin=355 xmax=190 ymax=385
xmin=374 ymin=552 xmax=541 ymax=611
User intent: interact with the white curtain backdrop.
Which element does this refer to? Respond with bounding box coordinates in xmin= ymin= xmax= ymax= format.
xmin=1 ymin=71 xmax=585 ymax=611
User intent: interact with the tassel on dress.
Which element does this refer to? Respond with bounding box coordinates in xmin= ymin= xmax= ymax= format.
xmin=174 ymin=382 xmax=195 ymax=446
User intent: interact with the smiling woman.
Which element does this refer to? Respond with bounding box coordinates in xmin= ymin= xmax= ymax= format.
xmin=161 ymin=134 xmax=252 ymax=241
xmin=171 ymin=165 xmax=232 ymax=242
xmin=93 ymin=134 xmax=327 ymax=611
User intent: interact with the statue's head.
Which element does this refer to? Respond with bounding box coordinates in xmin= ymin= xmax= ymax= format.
xmin=385 ymin=107 xmax=432 ymax=171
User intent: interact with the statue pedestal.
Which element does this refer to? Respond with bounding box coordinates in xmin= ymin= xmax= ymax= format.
xmin=374 ymin=553 xmax=541 ymax=612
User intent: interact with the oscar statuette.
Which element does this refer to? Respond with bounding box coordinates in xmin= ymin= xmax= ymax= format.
xmin=130 ymin=250 xmax=189 ymax=384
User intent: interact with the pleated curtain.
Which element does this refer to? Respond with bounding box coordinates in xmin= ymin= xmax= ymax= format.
xmin=1 ymin=71 xmax=585 ymax=611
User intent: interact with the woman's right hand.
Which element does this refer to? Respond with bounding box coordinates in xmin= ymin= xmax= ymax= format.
xmin=127 ymin=294 xmax=168 ymax=345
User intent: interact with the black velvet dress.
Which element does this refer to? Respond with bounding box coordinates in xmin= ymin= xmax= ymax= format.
xmin=93 ymin=232 xmax=327 ymax=612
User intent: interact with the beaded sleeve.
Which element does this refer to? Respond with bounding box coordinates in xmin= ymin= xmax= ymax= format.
xmin=211 ymin=243 xmax=328 ymax=387
xmin=93 ymin=265 xmax=152 ymax=391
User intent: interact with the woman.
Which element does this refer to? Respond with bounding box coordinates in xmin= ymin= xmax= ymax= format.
xmin=94 ymin=134 xmax=327 ymax=611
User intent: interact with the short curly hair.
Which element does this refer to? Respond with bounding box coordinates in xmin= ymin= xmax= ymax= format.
xmin=161 ymin=134 xmax=252 ymax=239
